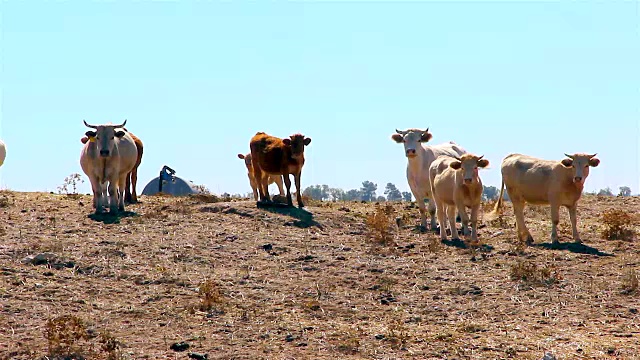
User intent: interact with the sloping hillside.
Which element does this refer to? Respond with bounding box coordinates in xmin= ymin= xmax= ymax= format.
xmin=0 ymin=191 xmax=639 ymax=359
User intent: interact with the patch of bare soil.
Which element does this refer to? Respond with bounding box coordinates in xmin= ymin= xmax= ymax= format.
xmin=1 ymin=191 xmax=639 ymax=359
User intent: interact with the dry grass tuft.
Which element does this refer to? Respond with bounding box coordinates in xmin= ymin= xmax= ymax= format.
xmin=620 ymin=268 xmax=638 ymax=295
xmin=510 ymin=259 xmax=561 ymax=286
xmin=198 ymin=278 xmax=225 ymax=312
xmin=100 ymin=332 xmax=123 ymax=360
xmin=600 ymin=209 xmax=636 ymax=241
xmin=366 ymin=204 xmax=395 ymax=245
xmin=45 ymin=315 xmax=90 ymax=358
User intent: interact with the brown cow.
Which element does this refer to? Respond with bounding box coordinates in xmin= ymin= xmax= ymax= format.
xmin=82 ymin=127 xmax=143 ymax=204
xmin=429 ymin=153 xmax=489 ymax=242
xmin=238 ymin=153 xmax=285 ymax=201
xmin=249 ymin=132 xmax=311 ymax=207
xmin=484 ymin=153 xmax=600 ymax=244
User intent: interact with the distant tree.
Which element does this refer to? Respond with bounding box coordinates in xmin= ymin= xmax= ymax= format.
xmin=344 ymin=189 xmax=362 ymax=201
xmin=360 ymin=181 xmax=378 ymax=202
xmin=482 ymin=185 xmax=499 ymax=201
xmin=303 ymin=185 xmax=324 ymax=200
xmin=384 ymin=182 xmax=403 ymax=201
xmin=376 ymin=196 xmax=387 ymax=202
xmin=618 ymin=186 xmax=632 ymax=197
xmin=328 ymin=187 xmax=346 ymax=201
xmin=402 ymin=191 xmax=413 ymax=202
xmin=598 ymin=187 xmax=614 ymax=196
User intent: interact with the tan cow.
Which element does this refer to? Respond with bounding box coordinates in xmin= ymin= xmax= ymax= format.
xmin=80 ymin=120 xmax=138 ymax=214
xmin=82 ymin=127 xmax=143 ymax=204
xmin=485 ymin=153 xmax=600 ymax=244
xmin=249 ymin=132 xmax=311 ymax=208
xmin=238 ymin=153 xmax=285 ymax=201
xmin=430 ymin=154 xmax=489 ymax=242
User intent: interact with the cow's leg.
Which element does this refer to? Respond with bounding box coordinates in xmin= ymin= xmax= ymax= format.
xmin=446 ymin=204 xmax=460 ymax=240
xmin=275 ymin=175 xmax=285 ymax=197
xmin=512 ymin=198 xmax=532 ymax=244
xmin=96 ymin=181 xmax=108 ymax=214
xmin=253 ymin=166 xmax=267 ymax=202
xmin=261 ymin=172 xmax=272 ymax=203
xmin=456 ymin=201 xmax=470 ymax=236
xmin=108 ymin=179 xmax=119 ymax=213
xmin=408 ymin=179 xmax=428 ymax=229
xmin=88 ymin=176 xmax=101 ymax=212
xmin=118 ymin=174 xmax=128 ymax=211
xmin=131 ymin=167 xmax=138 ymax=203
xmin=550 ymin=202 xmax=561 ymax=244
xmin=249 ymin=175 xmax=259 ymax=201
xmin=294 ymin=171 xmax=304 ymax=208
xmin=567 ymin=204 xmax=581 ymax=243
xmin=469 ymin=203 xmax=480 ymax=243
xmin=427 ymin=198 xmax=438 ymax=230
xmin=435 ymin=200 xmax=447 ymax=241
xmin=125 ymin=172 xmax=132 ymax=204
xmin=282 ymin=173 xmax=293 ymax=206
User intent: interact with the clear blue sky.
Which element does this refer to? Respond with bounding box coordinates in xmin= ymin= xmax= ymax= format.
xmin=1 ymin=1 xmax=638 ymax=196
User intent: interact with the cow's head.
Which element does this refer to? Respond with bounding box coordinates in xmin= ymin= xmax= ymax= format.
xmin=283 ymin=134 xmax=311 ymax=160
xmin=391 ymin=128 xmax=432 ymax=158
xmin=83 ymin=119 xmax=127 ymax=157
xmin=450 ymin=154 xmax=489 ymax=185
xmin=560 ymin=153 xmax=600 ymax=184
xmin=237 ymin=153 xmax=253 ymax=169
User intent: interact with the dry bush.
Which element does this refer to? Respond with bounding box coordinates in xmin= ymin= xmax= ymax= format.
xmin=366 ymin=204 xmax=395 ymax=245
xmin=100 ymin=332 xmax=123 ymax=360
xmin=620 ymin=268 xmax=638 ymax=295
xmin=57 ymin=173 xmax=84 ymax=195
xmin=45 ymin=315 xmax=90 ymax=358
xmin=510 ymin=259 xmax=561 ymax=286
xmin=600 ymin=209 xmax=636 ymax=241
xmin=198 ymin=279 xmax=225 ymax=312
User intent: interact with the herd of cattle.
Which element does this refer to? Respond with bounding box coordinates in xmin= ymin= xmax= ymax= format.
xmin=0 ymin=122 xmax=601 ymax=246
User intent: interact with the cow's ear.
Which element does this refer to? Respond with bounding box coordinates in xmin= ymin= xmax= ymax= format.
xmin=478 ymin=159 xmax=489 ymax=168
xmin=238 ymin=154 xmax=245 ymax=159
xmin=81 ymin=137 xmax=89 ymax=144
xmin=115 ymin=130 xmax=126 ymax=138
xmin=283 ymin=138 xmax=291 ymax=146
xmin=85 ymin=131 xmax=96 ymax=138
xmin=450 ymin=161 xmax=462 ymax=170
xmin=588 ymin=158 xmax=600 ymax=167
xmin=391 ymin=134 xmax=404 ymax=143
xmin=419 ymin=132 xmax=432 ymax=142
xmin=561 ymin=158 xmax=573 ymax=167
xmin=303 ymin=137 xmax=311 ymax=146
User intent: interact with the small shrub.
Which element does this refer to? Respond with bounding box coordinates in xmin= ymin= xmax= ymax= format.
xmin=100 ymin=332 xmax=123 ymax=360
xmin=45 ymin=315 xmax=89 ymax=358
xmin=620 ymin=268 xmax=638 ymax=295
xmin=198 ymin=279 xmax=225 ymax=311
xmin=58 ymin=173 xmax=84 ymax=195
xmin=510 ymin=259 xmax=561 ymax=286
xmin=193 ymin=184 xmax=211 ymax=194
xmin=366 ymin=204 xmax=395 ymax=245
xmin=601 ymin=209 xmax=636 ymax=241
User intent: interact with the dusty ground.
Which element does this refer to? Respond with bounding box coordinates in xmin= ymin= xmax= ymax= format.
xmin=0 ymin=191 xmax=639 ymax=360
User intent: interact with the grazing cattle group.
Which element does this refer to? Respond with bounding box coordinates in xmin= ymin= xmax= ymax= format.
xmin=71 ymin=119 xmax=600 ymax=247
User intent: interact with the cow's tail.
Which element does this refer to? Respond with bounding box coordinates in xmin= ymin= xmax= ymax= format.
xmin=483 ymin=179 xmax=505 ymax=222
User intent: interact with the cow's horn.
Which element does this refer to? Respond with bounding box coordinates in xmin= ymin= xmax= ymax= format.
xmin=116 ymin=119 xmax=127 ymax=128
xmin=589 ymin=153 xmax=597 ymax=158
xmin=395 ymin=129 xmax=405 ymax=135
xmin=453 ymin=155 xmax=462 ymax=161
xmin=477 ymin=155 xmax=484 ymax=160
xmin=564 ymin=153 xmax=574 ymax=159
xmin=83 ymin=120 xmax=98 ymax=129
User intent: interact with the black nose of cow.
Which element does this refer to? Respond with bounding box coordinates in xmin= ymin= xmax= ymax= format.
xmin=100 ymin=150 xmax=110 ymax=157
xmin=406 ymin=149 xmax=416 ymax=156
xmin=574 ymin=176 xmax=582 ymax=182
xmin=464 ymin=179 xmax=472 ymax=184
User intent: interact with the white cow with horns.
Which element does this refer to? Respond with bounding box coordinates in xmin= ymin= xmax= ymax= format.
xmin=80 ymin=120 xmax=138 ymax=214
xmin=391 ymin=128 xmax=467 ymax=230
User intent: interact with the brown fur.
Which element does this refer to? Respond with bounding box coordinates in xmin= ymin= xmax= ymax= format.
xmin=238 ymin=153 xmax=285 ymax=201
xmin=249 ymin=132 xmax=311 ymax=207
